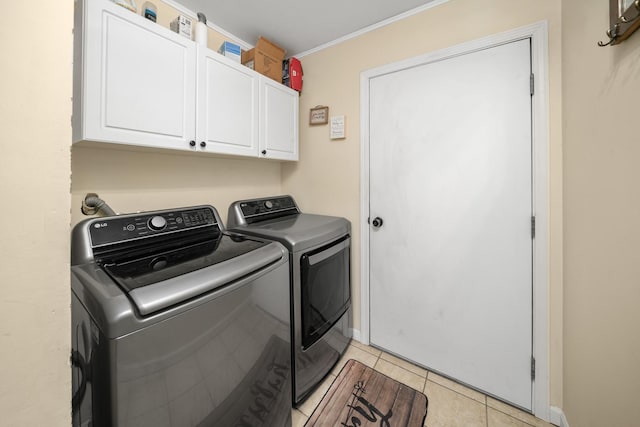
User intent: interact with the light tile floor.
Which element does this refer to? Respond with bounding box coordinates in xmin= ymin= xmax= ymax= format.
xmin=292 ymin=341 xmax=555 ymax=427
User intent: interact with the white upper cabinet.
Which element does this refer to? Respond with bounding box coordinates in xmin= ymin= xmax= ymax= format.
xmin=259 ymin=77 xmax=299 ymax=161
xmin=73 ymin=0 xmax=197 ymax=150
xmin=73 ymin=0 xmax=298 ymax=160
xmin=197 ymin=47 xmax=259 ymax=157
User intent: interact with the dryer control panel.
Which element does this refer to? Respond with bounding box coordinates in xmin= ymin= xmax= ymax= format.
xmin=227 ymin=196 xmax=301 ymax=228
xmin=89 ymin=207 xmax=218 ymax=247
xmin=238 ymin=196 xmax=299 ymax=222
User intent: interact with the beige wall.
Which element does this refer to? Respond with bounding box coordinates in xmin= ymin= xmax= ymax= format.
xmin=0 ymin=0 xmax=278 ymax=424
xmin=7 ymin=0 xmax=640 ymax=425
xmin=70 ymin=147 xmax=282 ymax=226
xmin=150 ymin=0 xmax=230 ymax=53
xmin=283 ymin=0 xmax=564 ymax=408
xmin=562 ymin=1 xmax=640 ymax=426
xmin=0 ymin=1 xmax=73 ymax=426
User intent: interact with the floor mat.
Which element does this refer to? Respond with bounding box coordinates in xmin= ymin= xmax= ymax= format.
xmin=305 ymin=359 xmax=428 ymax=426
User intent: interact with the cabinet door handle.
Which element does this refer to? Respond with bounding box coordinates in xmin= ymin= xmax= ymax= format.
xmin=189 ymin=140 xmax=196 ymax=147
xmin=261 ymin=150 xmax=267 ymax=155
xmin=200 ymin=141 xmax=206 ymax=148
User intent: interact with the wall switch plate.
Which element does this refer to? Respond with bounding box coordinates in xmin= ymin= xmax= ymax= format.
xmin=330 ymin=115 xmax=345 ymax=139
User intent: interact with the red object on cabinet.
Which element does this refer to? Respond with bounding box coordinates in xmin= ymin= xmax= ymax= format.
xmin=286 ymin=57 xmax=303 ymax=92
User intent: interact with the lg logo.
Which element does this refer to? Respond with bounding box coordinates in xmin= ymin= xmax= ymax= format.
xmin=93 ymin=223 xmax=108 ymax=229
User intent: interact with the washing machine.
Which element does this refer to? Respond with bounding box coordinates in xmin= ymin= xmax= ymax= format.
xmin=71 ymin=205 xmax=292 ymax=427
xmin=227 ymin=195 xmax=352 ymax=405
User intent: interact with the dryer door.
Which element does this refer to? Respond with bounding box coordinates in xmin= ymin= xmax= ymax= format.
xmin=300 ymin=236 xmax=351 ymax=349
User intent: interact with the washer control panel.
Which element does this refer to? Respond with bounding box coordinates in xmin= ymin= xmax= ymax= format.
xmin=90 ymin=207 xmax=217 ymax=247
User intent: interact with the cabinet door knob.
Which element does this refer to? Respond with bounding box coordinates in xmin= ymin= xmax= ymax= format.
xmin=189 ymin=140 xmax=196 ymax=147
xmin=261 ymin=150 xmax=267 ymax=155
xmin=200 ymin=141 xmax=206 ymax=148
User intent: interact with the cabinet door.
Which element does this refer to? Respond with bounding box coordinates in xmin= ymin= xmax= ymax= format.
xmin=76 ymin=0 xmax=196 ymax=149
xmin=196 ymin=48 xmax=259 ymax=156
xmin=259 ymin=77 xmax=299 ymax=161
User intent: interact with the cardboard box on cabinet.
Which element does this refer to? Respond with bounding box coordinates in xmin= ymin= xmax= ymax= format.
xmin=242 ymin=37 xmax=285 ymax=83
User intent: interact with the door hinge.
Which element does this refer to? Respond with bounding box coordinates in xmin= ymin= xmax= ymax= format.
xmin=530 ymin=73 xmax=535 ymax=96
xmin=531 ymin=356 xmax=536 ymax=380
xmin=531 ymin=216 xmax=536 ymax=239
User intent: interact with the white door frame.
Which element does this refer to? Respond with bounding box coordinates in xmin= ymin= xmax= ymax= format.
xmin=359 ymin=21 xmax=550 ymax=420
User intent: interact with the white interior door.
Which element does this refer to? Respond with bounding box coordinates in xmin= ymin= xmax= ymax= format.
xmin=369 ymin=39 xmax=533 ymax=410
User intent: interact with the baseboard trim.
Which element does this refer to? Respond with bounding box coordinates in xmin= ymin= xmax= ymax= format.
xmin=350 ymin=328 xmax=361 ymax=342
xmin=549 ymin=406 xmax=569 ymax=427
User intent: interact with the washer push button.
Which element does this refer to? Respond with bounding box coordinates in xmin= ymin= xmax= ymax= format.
xmin=148 ymin=215 xmax=167 ymax=231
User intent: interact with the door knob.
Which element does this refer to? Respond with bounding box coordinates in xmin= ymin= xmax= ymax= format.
xmin=371 ymin=217 xmax=384 ymax=228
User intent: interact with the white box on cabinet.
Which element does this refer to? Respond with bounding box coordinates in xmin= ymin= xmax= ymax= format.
xmin=170 ymin=15 xmax=192 ymax=39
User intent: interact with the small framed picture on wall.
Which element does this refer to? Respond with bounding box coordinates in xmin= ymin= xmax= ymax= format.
xmin=309 ymin=106 xmax=329 ymax=125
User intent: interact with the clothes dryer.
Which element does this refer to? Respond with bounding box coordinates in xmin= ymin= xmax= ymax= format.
xmin=227 ymin=196 xmax=352 ymax=405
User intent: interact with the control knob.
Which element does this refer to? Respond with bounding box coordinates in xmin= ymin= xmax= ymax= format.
xmin=148 ymin=215 xmax=167 ymax=231
xmin=264 ymin=200 xmax=274 ymax=209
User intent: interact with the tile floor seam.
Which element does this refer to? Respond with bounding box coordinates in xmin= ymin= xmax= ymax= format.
xmin=511 ymin=411 xmax=537 ymax=427
xmin=359 ymin=344 xmax=384 ymax=357
xmin=425 ymin=378 xmax=483 ymax=403
xmin=489 ymin=406 xmax=538 ymax=427
xmin=378 ymin=357 xmax=428 ymax=384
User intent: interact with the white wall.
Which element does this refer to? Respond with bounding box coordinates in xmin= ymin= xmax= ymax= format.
xmin=0 ymin=1 xmax=73 ymax=425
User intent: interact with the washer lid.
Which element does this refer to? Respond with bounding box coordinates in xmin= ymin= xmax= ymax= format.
xmin=71 ymin=238 xmax=287 ymax=337
xmin=100 ymin=234 xmax=282 ymax=316
xmin=230 ymin=213 xmax=350 ymax=252
xmin=125 ymin=241 xmax=284 ymax=316
xmin=102 ymin=233 xmax=266 ymax=291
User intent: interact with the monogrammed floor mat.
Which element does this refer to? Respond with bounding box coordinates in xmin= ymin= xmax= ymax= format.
xmin=305 ymin=359 xmax=428 ymax=426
